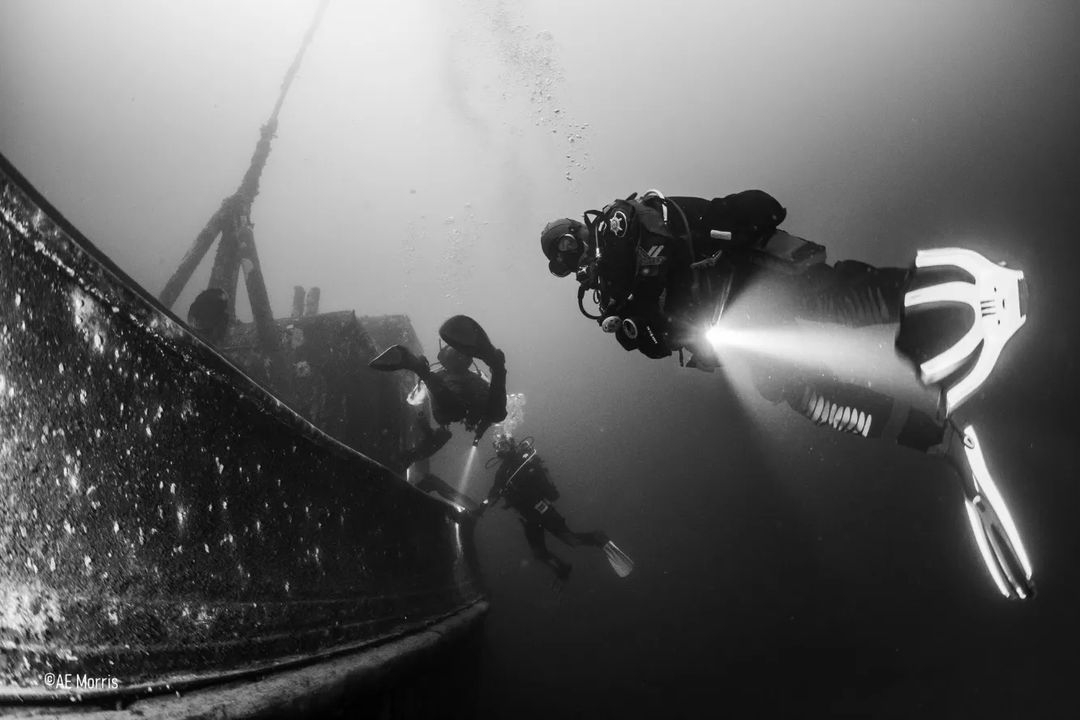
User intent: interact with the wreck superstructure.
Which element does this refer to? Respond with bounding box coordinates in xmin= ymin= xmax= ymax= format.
xmin=0 ymin=148 xmax=487 ymax=715
xmin=223 ymin=303 xmax=422 ymax=472
xmin=0 ymin=2 xmax=491 ymax=715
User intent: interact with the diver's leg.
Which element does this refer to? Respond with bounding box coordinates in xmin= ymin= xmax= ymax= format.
xmin=543 ymin=510 xmax=609 ymax=548
xmin=754 ymin=365 xmax=944 ymax=452
xmin=795 ymin=250 xmax=1029 ymax=417
xmin=400 ymin=412 xmax=452 ymax=468
xmin=371 ymin=345 xmax=468 ymax=423
xmin=424 ymin=374 xmax=468 ymax=425
xmin=788 ymin=381 xmax=942 ymax=451
xmin=522 ymin=517 xmax=572 ymax=580
xmin=796 ymin=261 xmax=910 ymax=328
xmin=541 ymin=510 xmax=635 ymax=577
xmin=569 ymin=530 xmax=610 ymax=547
xmin=792 ymin=249 xmax=1027 ymax=417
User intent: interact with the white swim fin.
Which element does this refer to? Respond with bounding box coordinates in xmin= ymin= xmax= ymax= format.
xmin=603 ymin=540 xmax=635 ymax=578
xmin=902 ymin=248 xmax=1027 ymax=416
xmin=942 ymin=424 xmax=1034 ymax=601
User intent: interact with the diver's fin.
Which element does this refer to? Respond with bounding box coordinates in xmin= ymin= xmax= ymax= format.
xmin=942 ymin=423 xmax=1034 ymax=601
xmin=369 ymin=345 xmax=429 ymax=374
xmin=900 ymin=248 xmax=1027 ymax=416
xmin=602 ymin=540 xmax=635 ymax=578
xmin=439 ymin=315 xmax=501 ymax=367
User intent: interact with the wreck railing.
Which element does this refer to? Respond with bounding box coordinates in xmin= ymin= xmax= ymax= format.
xmin=0 ymin=152 xmax=485 ymax=704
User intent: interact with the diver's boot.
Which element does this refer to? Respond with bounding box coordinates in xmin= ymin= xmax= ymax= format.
xmin=368 ymin=344 xmax=430 ymax=376
xmin=548 ymin=557 xmax=573 ymax=589
xmin=896 ymin=248 xmax=1028 ymax=417
xmin=934 ymin=422 xmax=1034 ymax=600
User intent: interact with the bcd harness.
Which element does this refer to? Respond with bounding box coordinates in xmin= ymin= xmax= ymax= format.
xmin=574 ymin=190 xmax=828 ymax=351
xmin=575 ymin=189 xmax=699 ymax=323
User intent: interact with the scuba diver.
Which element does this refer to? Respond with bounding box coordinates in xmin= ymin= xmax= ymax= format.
xmin=474 ymin=433 xmax=634 ymax=588
xmin=370 ymin=315 xmax=508 ymax=468
xmin=541 ymin=189 xmax=1034 ymax=600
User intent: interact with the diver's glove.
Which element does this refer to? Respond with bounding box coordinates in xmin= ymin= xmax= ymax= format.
xmin=484 ymin=348 xmax=506 ymax=372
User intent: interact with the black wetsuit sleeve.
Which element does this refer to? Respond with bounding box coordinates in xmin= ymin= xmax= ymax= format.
xmin=485 ymin=362 xmax=507 ymax=424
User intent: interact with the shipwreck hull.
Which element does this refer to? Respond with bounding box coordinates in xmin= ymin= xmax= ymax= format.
xmin=0 ymin=153 xmax=485 ymax=707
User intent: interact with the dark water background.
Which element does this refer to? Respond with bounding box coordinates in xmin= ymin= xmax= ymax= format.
xmin=3 ymin=1 xmax=1078 ymax=717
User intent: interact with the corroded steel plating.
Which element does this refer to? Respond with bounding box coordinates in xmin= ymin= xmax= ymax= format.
xmin=0 ymin=155 xmax=483 ymax=700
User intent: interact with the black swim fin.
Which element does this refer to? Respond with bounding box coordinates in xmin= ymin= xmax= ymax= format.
xmin=369 ymin=345 xmax=428 ymax=374
xmin=439 ymin=315 xmax=501 ymax=367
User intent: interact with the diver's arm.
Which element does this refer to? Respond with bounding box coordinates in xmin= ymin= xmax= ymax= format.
xmin=482 ymin=351 xmax=508 ymax=425
xmin=487 ymin=461 xmax=511 ymax=502
xmin=701 ymin=190 xmax=787 ymax=245
xmin=478 ymin=475 xmax=507 ymax=515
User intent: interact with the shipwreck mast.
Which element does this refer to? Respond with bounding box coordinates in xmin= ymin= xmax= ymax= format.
xmin=159 ymin=0 xmax=330 ymax=359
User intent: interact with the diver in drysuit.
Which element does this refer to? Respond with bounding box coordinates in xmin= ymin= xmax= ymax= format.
xmin=370 ymin=315 xmax=508 ymax=469
xmin=541 ymin=189 xmax=1033 ymax=600
xmin=475 ymin=433 xmax=634 ymax=588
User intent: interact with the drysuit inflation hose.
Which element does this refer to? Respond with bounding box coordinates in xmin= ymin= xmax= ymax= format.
xmin=576 ymin=209 xmax=607 ymax=321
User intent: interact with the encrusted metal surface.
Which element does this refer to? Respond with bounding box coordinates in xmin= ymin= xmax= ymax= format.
xmin=223 ymin=311 xmax=411 ymax=471
xmin=0 ymin=155 xmax=483 ymax=699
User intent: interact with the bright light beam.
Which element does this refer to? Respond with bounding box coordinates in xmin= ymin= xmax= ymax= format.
xmin=706 ymin=320 xmax=893 ymax=377
xmin=458 ymin=444 xmax=479 ymax=501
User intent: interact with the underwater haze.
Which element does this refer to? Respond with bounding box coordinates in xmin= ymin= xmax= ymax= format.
xmin=3 ymin=0 xmax=1079 ymax=716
